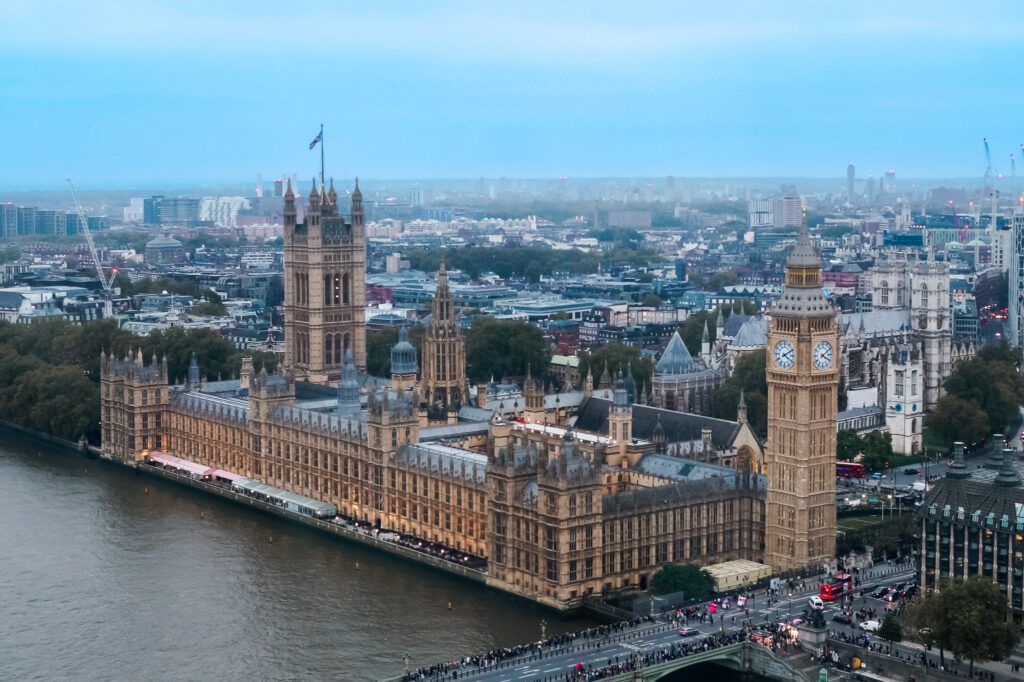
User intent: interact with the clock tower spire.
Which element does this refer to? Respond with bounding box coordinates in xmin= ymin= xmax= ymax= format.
xmin=764 ymin=208 xmax=839 ymax=572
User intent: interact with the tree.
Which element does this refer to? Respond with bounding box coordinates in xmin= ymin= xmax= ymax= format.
xmin=860 ymin=430 xmax=894 ymax=471
xmin=876 ymin=614 xmax=903 ymax=643
xmin=364 ymin=326 xmax=426 ymax=378
xmin=188 ymin=301 xmax=228 ymax=317
xmin=642 ymin=293 xmax=663 ymax=307
xmin=837 ymin=429 xmax=863 ymax=461
xmin=905 ymin=577 xmax=1020 ymax=676
xmin=706 ymin=271 xmax=739 ymax=291
xmin=712 ymin=350 xmax=767 ymax=438
xmin=650 ymin=564 xmax=715 ymax=600
xmin=578 ymin=342 xmax=654 ymax=392
xmin=465 ymin=318 xmax=550 ymax=384
xmin=940 ymin=341 xmax=1024 ymax=436
xmin=925 ymin=395 xmax=990 ymax=448
xmin=679 ymin=309 xmax=718 ymax=356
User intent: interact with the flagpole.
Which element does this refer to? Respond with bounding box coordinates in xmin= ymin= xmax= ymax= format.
xmin=320 ymin=123 xmax=325 ymax=185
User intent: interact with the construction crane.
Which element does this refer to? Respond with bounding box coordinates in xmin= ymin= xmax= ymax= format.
xmin=66 ymin=179 xmax=112 ymax=293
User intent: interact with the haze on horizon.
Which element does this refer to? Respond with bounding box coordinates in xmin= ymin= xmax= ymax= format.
xmin=1 ymin=1 xmax=1022 ymax=188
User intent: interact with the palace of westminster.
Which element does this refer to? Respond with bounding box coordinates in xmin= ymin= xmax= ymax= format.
xmin=101 ymin=179 xmax=839 ymax=609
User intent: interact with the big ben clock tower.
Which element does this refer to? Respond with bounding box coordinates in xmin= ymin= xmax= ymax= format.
xmin=764 ymin=212 xmax=839 ymax=572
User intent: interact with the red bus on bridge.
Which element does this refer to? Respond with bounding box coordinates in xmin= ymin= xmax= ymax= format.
xmin=836 ymin=462 xmax=865 ymax=479
xmin=819 ymin=573 xmax=853 ymax=601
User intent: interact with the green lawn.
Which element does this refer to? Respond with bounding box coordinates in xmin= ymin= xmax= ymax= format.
xmin=838 ymin=516 xmax=886 ymax=532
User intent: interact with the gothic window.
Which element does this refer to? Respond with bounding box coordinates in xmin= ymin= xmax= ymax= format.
xmin=323 ymin=274 xmax=331 ymax=305
xmin=325 ymin=335 xmax=333 ymax=365
xmin=880 ymin=280 xmax=889 ymax=305
xmin=911 ymin=370 xmax=918 ymax=396
xmin=912 ymin=418 xmax=919 ymax=434
xmin=895 ymin=370 xmax=904 ymax=398
xmin=920 ymin=283 xmax=928 ymax=307
xmin=568 ymin=494 xmax=577 ymax=516
xmin=343 ymin=273 xmax=350 ymax=304
xmin=343 ymin=332 xmax=351 ymax=356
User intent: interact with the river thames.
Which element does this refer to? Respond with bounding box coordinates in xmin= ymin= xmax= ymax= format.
xmin=0 ymin=432 xmax=596 ymax=681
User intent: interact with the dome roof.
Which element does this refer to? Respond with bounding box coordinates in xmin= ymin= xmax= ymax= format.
xmin=146 ymin=234 xmax=183 ymax=248
xmin=655 ymin=330 xmax=695 ymax=375
xmin=390 ymin=326 xmax=418 ymax=375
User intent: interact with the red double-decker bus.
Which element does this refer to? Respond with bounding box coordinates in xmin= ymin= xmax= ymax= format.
xmin=820 ymin=573 xmax=853 ymax=601
xmin=836 ymin=462 xmax=865 ymax=479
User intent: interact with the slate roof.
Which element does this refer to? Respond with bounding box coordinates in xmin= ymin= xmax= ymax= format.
xmin=396 ymin=442 xmax=487 ymax=483
xmin=723 ymin=313 xmax=752 ymax=338
xmin=573 ymin=397 xmax=741 ymax=448
xmin=654 ymin=330 xmax=696 ymax=374
xmin=730 ymin=317 xmax=767 ymax=348
xmin=0 ymin=291 xmax=27 ymax=310
xmin=838 ymin=309 xmax=911 ymax=336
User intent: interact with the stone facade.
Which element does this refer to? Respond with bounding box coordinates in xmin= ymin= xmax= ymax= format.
xmin=283 ymin=178 xmax=366 ymax=381
xmin=764 ymin=223 xmax=839 ymax=572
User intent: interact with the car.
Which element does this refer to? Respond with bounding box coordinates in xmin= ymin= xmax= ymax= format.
xmin=871 ymin=472 xmax=883 ymax=479
xmin=678 ymin=627 xmax=700 ymax=637
xmin=809 ymin=596 xmax=824 ymax=610
xmin=871 ymin=586 xmax=891 ymax=599
xmin=903 ymin=585 xmax=918 ymax=600
xmin=860 ymin=620 xmax=881 ymax=632
xmin=882 ymin=591 xmax=899 ymax=602
xmin=903 ymin=468 xmax=920 ymax=475
xmin=832 ymin=614 xmax=853 ymax=625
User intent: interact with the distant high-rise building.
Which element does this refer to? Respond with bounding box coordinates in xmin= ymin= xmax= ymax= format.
xmin=774 ymin=195 xmax=804 ymax=227
xmin=123 ymin=198 xmax=144 ymax=223
xmin=274 ymin=180 xmax=284 ymax=197
xmin=409 ymin=188 xmax=423 ymax=207
xmin=0 ymin=203 xmax=16 ymax=238
xmin=255 ymin=174 xmax=263 ymax=199
xmin=143 ymin=196 xmax=163 ymax=225
xmin=35 ymin=210 xmax=66 ymax=236
xmin=64 ymin=212 xmax=82 ymax=236
xmin=16 ymin=206 xmax=35 ymax=235
xmin=1008 ymin=215 xmax=1024 ymax=351
xmin=143 ymin=196 xmax=200 ymax=225
xmin=865 ymin=176 xmax=876 ymax=203
xmin=884 ymin=169 xmax=896 ymax=196
xmin=846 ymin=163 xmax=856 ymax=202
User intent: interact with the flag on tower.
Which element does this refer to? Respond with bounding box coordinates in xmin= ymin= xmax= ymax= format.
xmin=309 ymin=130 xmax=322 ymax=150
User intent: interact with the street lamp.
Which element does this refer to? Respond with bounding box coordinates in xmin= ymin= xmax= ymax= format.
xmin=540 ymin=619 xmax=547 ymax=641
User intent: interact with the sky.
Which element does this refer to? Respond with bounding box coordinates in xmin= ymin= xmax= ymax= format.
xmin=1 ymin=1 xmax=1023 ymax=187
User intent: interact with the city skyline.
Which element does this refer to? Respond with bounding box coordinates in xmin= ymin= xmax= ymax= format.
xmin=2 ymin=1 xmax=1023 ymax=185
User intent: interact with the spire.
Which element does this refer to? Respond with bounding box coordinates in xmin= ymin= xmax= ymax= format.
xmin=284 ymin=177 xmax=294 ymax=199
xmin=338 ymin=348 xmax=361 ymax=413
xmin=701 ymin=319 xmax=710 ymax=344
xmin=327 ymin=177 xmax=337 ymax=206
xmin=432 ymin=256 xmax=453 ymax=324
xmin=786 ymin=204 xmax=819 ymax=269
xmin=737 ymin=389 xmax=747 ymax=424
xmin=187 ymin=352 xmax=200 ymax=387
xmin=308 ymin=178 xmax=320 ymax=205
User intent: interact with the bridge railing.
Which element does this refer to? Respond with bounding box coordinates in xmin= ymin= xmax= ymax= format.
xmin=379 ymin=621 xmax=683 ymax=682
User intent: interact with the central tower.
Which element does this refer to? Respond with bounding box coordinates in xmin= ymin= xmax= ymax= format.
xmin=764 ymin=215 xmax=839 ymax=572
xmin=283 ymin=178 xmax=366 ymax=382
xmin=419 ymin=258 xmax=468 ymax=423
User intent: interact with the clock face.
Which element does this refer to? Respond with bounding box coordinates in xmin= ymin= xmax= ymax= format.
xmin=773 ymin=340 xmax=795 ymax=369
xmin=813 ymin=341 xmax=833 ymax=370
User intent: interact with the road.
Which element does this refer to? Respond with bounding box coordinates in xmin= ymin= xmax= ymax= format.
xmin=398 ymin=566 xmax=917 ymax=682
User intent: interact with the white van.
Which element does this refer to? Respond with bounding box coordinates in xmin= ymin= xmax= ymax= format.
xmin=809 ymin=596 xmax=824 ymax=610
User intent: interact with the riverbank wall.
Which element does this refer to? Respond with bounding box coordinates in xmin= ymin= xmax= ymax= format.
xmin=139 ymin=463 xmax=489 ymax=583
xmin=0 ymin=420 xmax=618 ymax=619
